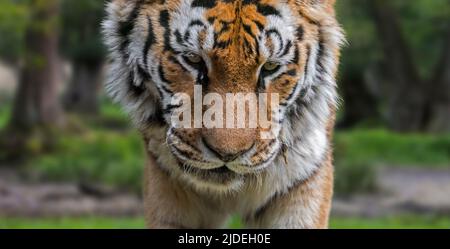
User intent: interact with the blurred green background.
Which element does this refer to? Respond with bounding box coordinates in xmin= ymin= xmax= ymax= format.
xmin=0 ymin=0 xmax=449 ymax=229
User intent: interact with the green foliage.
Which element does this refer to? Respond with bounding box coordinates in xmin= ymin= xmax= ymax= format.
xmin=336 ymin=0 xmax=450 ymax=78
xmin=60 ymin=0 xmax=106 ymax=64
xmin=94 ymin=98 xmax=132 ymax=129
xmin=394 ymin=0 xmax=450 ymax=77
xmin=0 ymin=0 xmax=106 ymax=63
xmin=0 ymin=100 xmax=11 ymax=130
xmin=334 ymin=162 xmax=377 ymax=196
xmin=33 ymin=130 xmax=145 ymax=193
xmin=336 ymin=0 xmax=381 ymax=74
xmin=0 ymin=0 xmax=29 ymax=61
xmin=334 ymin=129 xmax=450 ymax=167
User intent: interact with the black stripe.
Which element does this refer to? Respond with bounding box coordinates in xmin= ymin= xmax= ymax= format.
xmin=282 ymin=81 xmax=300 ymax=106
xmin=296 ymin=25 xmax=304 ymax=41
xmin=266 ymin=29 xmax=283 ymax=55
xmin=158 ymin=63 xmax=172 ymax=85
xmin=168 ymin=55 xmax=188 ymax=72
xmin=172 ymin=130 xmax=204 ymax=154
xmin=242 ymin=23 xmax=255 ymax=38
xmin=183 ymin=30 xmax=192 ymax=44
xmin=183 ymin=20 xmax=207 ymax=45
xmin=254 ymin=20 xmax=265 ymax=31
xmin=189 ymin=19 xmax=206 ymax=28
xmin=181 ymin=55 xmax=206 ymax=72
xmin=292 ymin=44 xmax=300 ymax=64
xmin=280 ymin=40 xmax=293 ymax=57
xmin=215 ymin=21 xmax=232 ymax=37
xmin=174 ymin=30 xmax=184 ymax=45
xmin=255 ymin=38 xmax=261 ymax=60
xmin=207 ymin=17 xmax=216 ymax=24
xmin=137 ymin=65 xmax=151 ymax=82
xmin=154 ymin=84 xmax=165 ymax=98
xmin=242 ymin=0 xmax=257 ymax=4
xmin=258 ymin=73 xmax=265 ymax=90
xmin=304 ymin=44 xmax=311 ymax=76
xmin=147 ymin=105 xmax=166 ymax=126
xmin=317 ymin=31 xmax=326 ymax=74
xmin=215 ymin=40 xmax=231 ymax=49
xmin=256 ymin=4 xmax=280 ymax=17
xmin=118 ymin=1 xmax=143 ymax=60
xmin=244 ymin=0 xmax=280 ymax=19
xmin=163 ymin=103 xmax=183 ymax=115
xmin=143 ymin=16 xmax=155 ymax=69
xmin=159 ymin=10 xmax=172 ymax=51
xmin=191 ymin=0 xmax=217 ymax=8
xmin=180 ymin=55 xmax=209 ymax=86
xmin=286 ymin=69 xmax=297 ymax=76
xmin=243 ymin=38 xmax=254 ymax=56
xmin=160 ymin=85 xmax=173 ymax=95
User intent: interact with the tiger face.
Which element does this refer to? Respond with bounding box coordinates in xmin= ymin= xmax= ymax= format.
xmin=103 ymin=0 xmax=343 ymax=190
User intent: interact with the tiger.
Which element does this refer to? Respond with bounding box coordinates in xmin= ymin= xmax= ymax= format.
xmin=102 ymin=0 xmax=344 ymax=229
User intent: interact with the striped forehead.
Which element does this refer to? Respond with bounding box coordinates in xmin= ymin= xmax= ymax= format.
xmin=170 ymin=0 xmax=297 ymax=58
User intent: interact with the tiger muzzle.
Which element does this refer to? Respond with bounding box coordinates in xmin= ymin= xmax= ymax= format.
xmin=202 ymin=128 xmax=256 ymax=163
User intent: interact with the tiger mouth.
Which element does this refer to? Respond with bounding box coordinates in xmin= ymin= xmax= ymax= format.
xmin=170 ymin=138 xmax=282 ymax=176
xmin=168 ymin=130 xmax=282 ymax=179
xmin=177 ymin=163 xmax=242 ymax=185
xmin=179 ymin=163 xmax=235 ymax=176
xmin=209 ymin=166 xmax=233 ymax=174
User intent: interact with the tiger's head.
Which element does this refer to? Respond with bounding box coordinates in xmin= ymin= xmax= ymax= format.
xmin=103 ymin=0 xmax=344 ymax=191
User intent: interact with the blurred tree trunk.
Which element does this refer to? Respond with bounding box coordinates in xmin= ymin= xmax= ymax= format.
xmin=338 ymin=69 xmax=379 ymax=128
xmin=59 ymin=0 xmax=106 ymax=116
xmin=10 ymin=0 xmax=63 ymax=132
xmin=63 ymin=62 xmax=102 ymax=115
xmin=426 ymin=26 xmax=450 ymax=132
xmin=370 ymin=0 xmax=426 ymax=132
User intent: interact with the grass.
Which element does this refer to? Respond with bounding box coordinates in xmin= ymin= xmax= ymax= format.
xmin=33 ymin=130 xmax=145 ymax=193
xmin=0 ymin=217 xmax=146 ymax=229
xmin=98 ymin=97 xmax=129 ymax=124
xmin=330 ymin=216 xmax=450 ymax=229
xmin=1 ymin=215 xmax=449 ymax=229
xmin=333 ymin=129 xmax=450 ymax=194
xmin=334 ymin=129 xmax=450 ymax=167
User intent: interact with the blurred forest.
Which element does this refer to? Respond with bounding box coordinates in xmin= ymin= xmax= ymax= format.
xmin=0 ymin=0 xmax=449 ymax=229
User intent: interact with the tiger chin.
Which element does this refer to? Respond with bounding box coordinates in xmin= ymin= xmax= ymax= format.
xmin=103 ymin=0 xmax=344 ymax=229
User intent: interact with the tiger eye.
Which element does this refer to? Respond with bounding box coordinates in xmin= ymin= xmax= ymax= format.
xmin=186 ymin=54 xmax=202 ymax=64
xmin=263 ymin=62 xmax=279 ymax=71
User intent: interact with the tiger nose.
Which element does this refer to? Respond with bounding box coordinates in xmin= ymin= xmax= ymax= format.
xmin=202 ymin=128 xmax=256 ymax=162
